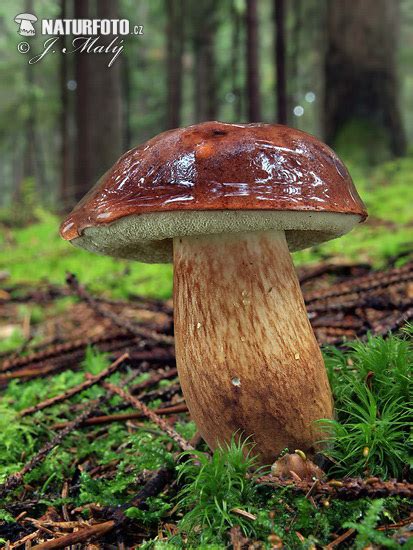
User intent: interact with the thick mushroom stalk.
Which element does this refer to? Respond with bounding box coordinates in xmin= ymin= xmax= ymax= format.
xmin=173 ymin=229 xmax=333 ymax=464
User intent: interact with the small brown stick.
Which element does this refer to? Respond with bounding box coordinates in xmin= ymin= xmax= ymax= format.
xmin=298 ymin=262 xmax=371 ymax=285
xmin=0 ymin=399 xmax=102 ymax=499
xmin=127 ymin=467 xmax=174 ymax=508
xmin=31 ymin=520 xmax=115 ymax=550
xmin=66 ymin=273 xmax=174 ymax=345
xmin=373 ymin=306 xmax=413 ymax=335
xmin=305 ymin=262 xmax=413 ymax=303
xmin=256 ymin=475 xmax=413 ymax=500
xmin=102 ymin=382 xmax=194 ymax=452
xmin=0 ymin=346 xmax=174 ymax=387
xmin=19 ymin=353 xmax=129 ymax=417
xmin=52 ymin=403 xmax=189 ymax=429
xmin=9 ymin=529 xmax=41 ymax=549
xmin=377 ymin=512 xmax=413 ymax=531
xmin=0 ymin=330 xmax=130 ymax=373
xmin=25 ymin=518 xmax=88 ymax=530
xmin=325 ymin=528 xmax=356 ymax=549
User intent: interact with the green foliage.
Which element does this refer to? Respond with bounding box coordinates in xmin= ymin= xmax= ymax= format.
xmin=0 ymin=405 xmax=40 ymax=479
xmin=0 ymin=328 xmax=25 ymax=354
xmin=0 ymin=339 xmax=411 ymax=547
xmin=0 ymin=179 xmax=40 ymax=227
xmin=4 ymin=369 xmax=85 ymax=411
xmin=0 ymin=212 xmax=172 ymax=299
xmin=334 ymin=120 xmax=392 ymax=165
xmin=256 ymin=492 xmax=408 ymax=549
xmin=321 ymin=334 xmax=412 ymax=477
xmin=126 ymin=497 xmax=173 ymax=525
xmin=344 ymin=499 xmax=399 ymax=549
xmin=294 ymin=155 xmax=413 ymax=267
xmin=176 ymin=437 xmax=262 ymax=543
xmin=75 ymin=430 xmax=175 ymax=507
xmin=322 ymin=386 xmax=410 ymax=478
xmin=81 ymin=345 xmax=110 ymax=375
xmin=0 ymin=509 xmax=14 ymax=523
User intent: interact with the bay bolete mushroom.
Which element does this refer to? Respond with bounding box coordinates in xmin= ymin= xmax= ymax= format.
xmin=60 ymin=122 xmax=367 ymax=464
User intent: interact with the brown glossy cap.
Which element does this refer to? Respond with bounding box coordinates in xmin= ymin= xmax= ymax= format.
xmin=60 ymin=121 xmax=367 ymax=262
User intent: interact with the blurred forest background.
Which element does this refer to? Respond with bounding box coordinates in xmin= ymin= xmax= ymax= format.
xmin=1 ymin=4 xmax=413 ymax=545
xmin=0 ymin=0 xmax=412 ymax=302
xmin=1 ymin=0 xmax=413 ymax=210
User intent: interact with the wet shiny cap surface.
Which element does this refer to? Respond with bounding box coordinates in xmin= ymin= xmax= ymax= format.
xmin=60 ymin=121 xmax=367 ymax=241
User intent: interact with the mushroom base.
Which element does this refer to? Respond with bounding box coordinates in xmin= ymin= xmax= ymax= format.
xmin=173 ymin=230 xmax=333 ymax=465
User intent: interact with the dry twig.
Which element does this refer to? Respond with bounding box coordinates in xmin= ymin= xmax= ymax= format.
xmin=325 ymin=528 xmax=356 ymax=549
xmin=102 ymin=382 xmax=194 ymax=452
xmin=256 ymin=475 xmax=413 ymax=500
xmin=19 ymin=353 xmax=129 ymax=417
xmin=52 ymin=403 xmax=189 ymax=429
xmin=66 ymin=273 xmax=174 ymax=345
xmin=31 ymin=520 xmax=115 ymax=550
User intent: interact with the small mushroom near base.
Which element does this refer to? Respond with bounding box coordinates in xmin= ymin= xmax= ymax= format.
xmin=271 ymin=451 xmax=325 ymax=481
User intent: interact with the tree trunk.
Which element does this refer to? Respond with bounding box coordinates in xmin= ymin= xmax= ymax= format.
xmin=231 ymin=0 xmax=243 ymax=120
xmin=73 ymin=0 xmax=123 ymax=204
xmin=324 ymin=0 xmax=406 ymax=158
xmin=74 ymin=0 xmax=93 ymax=203
xmin=60 ymin=0 xmax=70 ymax=209
xmin=192 ymin=1 xmax=218 ymax=122
xmin=246 ymin=0 xmax=261 ymax=121
xmin=18 ymin=0 xmax=47 ymax=206
xmin=290 ymin=0 xmax=302 ymax=101
xmin=122 ymin=54 xmax=132 ymax=149
xmin=274 ymin=0 xmax=287 ymax=124
xmin=166 ymin=0 xmax=184 ymax=129
xmin=93 ymin=0 xmax=123 ymax=175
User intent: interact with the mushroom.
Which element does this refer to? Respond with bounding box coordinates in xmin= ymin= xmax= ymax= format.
xmin=14 ymin=13 xmax=37 ymax=36
xmin=60 ymin=122 xmax=367 ymax=464
xmin=271 ymin=451 xmax=325 ymax=481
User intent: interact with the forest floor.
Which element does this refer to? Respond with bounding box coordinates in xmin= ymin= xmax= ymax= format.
xmin=0 ymin=157 xmax=412 ymax=548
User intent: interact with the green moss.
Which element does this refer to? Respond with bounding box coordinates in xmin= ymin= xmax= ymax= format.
xmin=321 ymin=334 xmax=412 ymax=478
xmin=0 ymin=210 xmax=172 ymax=299
xmin=333 ymin=119 xmax=392 ymax=166
xmin=294 ymin=156 xmax=413 ymax=267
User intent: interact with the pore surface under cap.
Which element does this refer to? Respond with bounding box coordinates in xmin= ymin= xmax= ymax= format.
xmin=60 ymin=121 xmax=367 ymax=243
xmin=71 ymin=210 xmax=361 ymax=263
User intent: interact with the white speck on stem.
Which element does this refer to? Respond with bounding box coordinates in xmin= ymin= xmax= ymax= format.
xmin=231 ymin=377 xmax=241 ymax=387
xmin=196 ymin=322 xmax=202 ymax=329
xmin=294 ymin=353 xmax=300 ymax=360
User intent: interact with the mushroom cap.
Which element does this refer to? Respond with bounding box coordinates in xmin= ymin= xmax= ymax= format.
xmin=60 ymin=121 xmax=367 ymax=263
xmin=15 ymin=13 xmax=38 ymax=22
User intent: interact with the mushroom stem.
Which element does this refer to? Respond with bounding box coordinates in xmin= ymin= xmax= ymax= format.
xmin=173 ymin=229 xmax=333 ymax=464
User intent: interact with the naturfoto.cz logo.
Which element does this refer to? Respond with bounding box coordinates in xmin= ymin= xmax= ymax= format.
xmin=15 ymin=13 xmax=144 ymax=67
